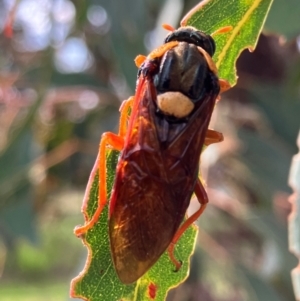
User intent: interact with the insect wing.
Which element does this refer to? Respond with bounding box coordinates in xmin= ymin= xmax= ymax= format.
xmin=109 ymin=68 xmax=219 ymax=284
xmin=109 ymin=76 xmax=171 ymax=284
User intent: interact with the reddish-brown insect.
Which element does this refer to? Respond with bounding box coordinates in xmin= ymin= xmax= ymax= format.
xmin=75 ymin=23 xmax=231 ymax=284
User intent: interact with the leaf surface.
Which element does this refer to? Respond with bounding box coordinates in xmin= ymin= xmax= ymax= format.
xmin=181 ymin=0 xmax=273 ymax=85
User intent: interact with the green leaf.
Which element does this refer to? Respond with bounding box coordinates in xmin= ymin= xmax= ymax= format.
xmin=181 ymin=0 xmax=273 ymax=86
xmin=71 ymin=1 xmax=274 ymax=300
xmin=70 ymin=151 xmax=197 ymax=301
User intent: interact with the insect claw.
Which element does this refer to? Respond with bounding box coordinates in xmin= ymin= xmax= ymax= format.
xmin=168 ymin=242 xmax=183 ymax=272
xmin=74 ymin=225 xmax=86 ymax=238
xmin=173 ymin=260 xmax=183 ymax=272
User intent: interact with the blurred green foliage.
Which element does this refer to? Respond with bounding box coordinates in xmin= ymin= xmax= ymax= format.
xmin=0 ymin=0 xmax=299 ymax=301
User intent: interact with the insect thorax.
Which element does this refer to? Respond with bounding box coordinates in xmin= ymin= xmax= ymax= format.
xmin=154 ymin=41 xmax=212 ymax=118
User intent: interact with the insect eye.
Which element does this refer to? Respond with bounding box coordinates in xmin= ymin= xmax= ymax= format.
xmin=190 ymin=31 xmax=216 ymax=56
xmin=205 ymin=35 xmax=216 ymax=56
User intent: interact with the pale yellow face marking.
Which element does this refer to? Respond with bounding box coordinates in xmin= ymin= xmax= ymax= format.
xmin=157 ymin=92 xmax=194 ymax=118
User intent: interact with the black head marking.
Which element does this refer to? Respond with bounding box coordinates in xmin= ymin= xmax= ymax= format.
xmin=164 ymin=27 xmax=216 ymax=56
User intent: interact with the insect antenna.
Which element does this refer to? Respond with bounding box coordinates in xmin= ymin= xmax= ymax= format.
xmin=211 ymin=25 xmax=232 ymax=37
xmin=162 ymin=23 xmax=175 ymax=32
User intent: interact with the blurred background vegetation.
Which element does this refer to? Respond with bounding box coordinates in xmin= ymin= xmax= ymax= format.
xmin=0 ymin=0 xmax=299 ymax=300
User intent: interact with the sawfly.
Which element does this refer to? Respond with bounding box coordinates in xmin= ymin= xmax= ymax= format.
xmin=75 ymin=21 xmax=231 ymax=284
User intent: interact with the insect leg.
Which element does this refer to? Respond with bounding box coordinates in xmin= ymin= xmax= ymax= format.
xmin=216 ymin=79 xmax=231 ymax=102
xmin=205 ymin=129 xmax=223 ymax=146
xmin=167 ymin=179 xmax=208 ymax=271
xmin=74 ymin=132 xmax=124 ymax=236
xmin=219 ymin=79 xmax=231 ymax=93
xmin=74 ymin=94 xmax=134 ymax=236
xmin=134 ymin=55 xmax=147 ymax=68
xmin=118 ymin=96 xmax=134 ymax=138
xmin=147 ymin=41 xmax=179 ymax=60
xmin=135 ymin=41 xmax=179 ymax=68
